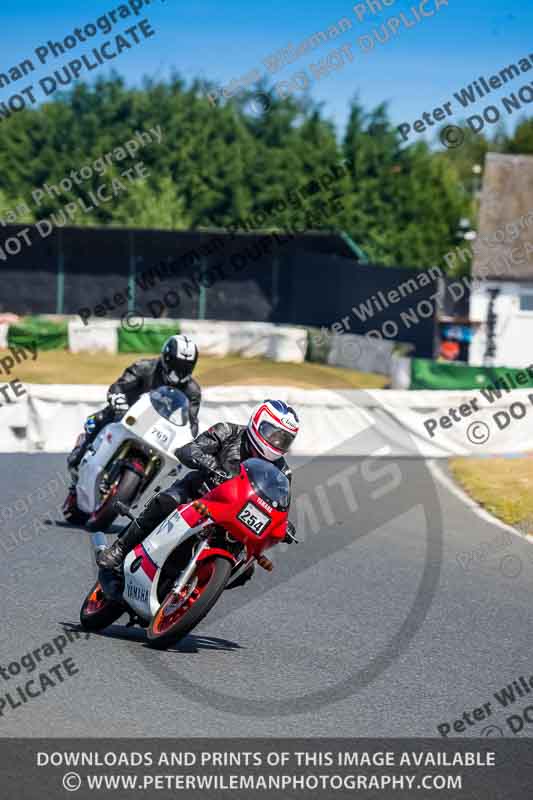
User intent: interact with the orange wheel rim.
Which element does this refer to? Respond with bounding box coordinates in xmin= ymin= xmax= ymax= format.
xmin=152 ymin=560 xmax=215 ymax=635
xmin=85 ymin=583 xmax=107 ymax=615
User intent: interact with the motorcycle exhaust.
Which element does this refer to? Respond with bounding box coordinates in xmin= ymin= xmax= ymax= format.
xmin=90 ymin=531 xmax=108 ymax=563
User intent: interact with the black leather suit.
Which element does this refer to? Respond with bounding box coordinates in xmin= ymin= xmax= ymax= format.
xmin=133 ymin=422 xmax=291 ymax=535
xmin=68 ymin=358 xmax=201 ymax=471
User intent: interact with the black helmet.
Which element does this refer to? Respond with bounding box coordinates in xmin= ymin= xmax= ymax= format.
xmin=160 ymin=335 xmax=198 ymax=384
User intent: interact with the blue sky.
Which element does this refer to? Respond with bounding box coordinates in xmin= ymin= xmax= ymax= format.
xmin=2 ymin=0 xmax=532 ymax=142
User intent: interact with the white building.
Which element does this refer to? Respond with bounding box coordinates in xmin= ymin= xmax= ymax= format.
xmin=469 ymin=153 xmax=533 ymax=367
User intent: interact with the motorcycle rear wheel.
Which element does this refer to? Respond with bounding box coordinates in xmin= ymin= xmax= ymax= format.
xmin=147 ymin=557 xmax=232 ymax=649
xmin=80 ymin=581 xmax=124 ymax=631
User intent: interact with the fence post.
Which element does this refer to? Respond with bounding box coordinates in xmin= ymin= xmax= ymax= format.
xmin=56 ymin=228 xmax=64 ymax=315
xmin=272 ymin=254 xmax=280 ymax=318
xmin=198 ymin=257 xmax=207 ymax=319
xmin=128 ymin=230 xmax=136 ymax=312
xmin=338 ymin=229 xmax=369 ymax=263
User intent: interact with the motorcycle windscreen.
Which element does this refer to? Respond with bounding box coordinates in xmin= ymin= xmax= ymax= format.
xmin=242 ymin=458 xmax=291 ymax=511
xmin=149 ymin=386 xmax=189 ymax=426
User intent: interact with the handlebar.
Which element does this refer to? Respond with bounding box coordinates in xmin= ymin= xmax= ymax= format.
xmin=209 ymin=469 xmax=231 ymax=485
xmin=116 ymin=500 xmax=136 ymax=521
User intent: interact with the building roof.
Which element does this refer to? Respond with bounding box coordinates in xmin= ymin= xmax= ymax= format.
xmin=473 ymin=153 xmax=533 ymax=281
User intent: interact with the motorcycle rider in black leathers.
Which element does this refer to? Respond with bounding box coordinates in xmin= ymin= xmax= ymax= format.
xmin=64 ymin=335 xmax=201 ymax=519
xmin=97 ymin=399 xmax=300 ymax=590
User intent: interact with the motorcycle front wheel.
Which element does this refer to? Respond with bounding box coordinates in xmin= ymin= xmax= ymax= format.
xmin=62 ymin=491 xmax=90 ymax=525
xmin=147 ymin=557 xmax=232 ymax=649
xmin=80 ymin=581 xmax=124 ymax=631
xmin=86 ymin=469 xmax=141 ymax=531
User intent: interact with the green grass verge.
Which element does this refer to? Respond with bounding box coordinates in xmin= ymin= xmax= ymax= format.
xmin=449 ymin=456 xmax=533 ymax=533
xmin=2 ymin=349 xmax=389 ymax=389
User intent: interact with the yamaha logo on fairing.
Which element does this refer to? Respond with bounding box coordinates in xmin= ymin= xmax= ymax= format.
xmin=130 ymin=556 xmax=142 ymax=573
xmin=255 ymin=496 xmax=273 ymax=513
xmin=127 ymin=583 xmax=149 ymax=603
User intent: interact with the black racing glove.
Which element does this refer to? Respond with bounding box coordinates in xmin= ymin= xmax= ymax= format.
xmin=208 ymin=468 xmax=232 ymax=486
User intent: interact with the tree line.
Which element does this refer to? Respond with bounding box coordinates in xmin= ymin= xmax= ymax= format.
xmin=0 ymin=73 xmax=531 ymax=273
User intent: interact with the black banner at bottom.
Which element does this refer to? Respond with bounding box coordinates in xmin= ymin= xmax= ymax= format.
xmin=2 ymin=738 xmax=533 ymax=799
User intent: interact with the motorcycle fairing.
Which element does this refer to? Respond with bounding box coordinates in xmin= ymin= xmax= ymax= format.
xmin=122 ymin=505 xmax=210 ymax=619
xmin=76 ymin=392 xmax=190 ymax=514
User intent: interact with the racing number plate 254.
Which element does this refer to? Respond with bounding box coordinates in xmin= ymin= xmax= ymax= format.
xmin=237 ymin=502 xmax=270 ymax=535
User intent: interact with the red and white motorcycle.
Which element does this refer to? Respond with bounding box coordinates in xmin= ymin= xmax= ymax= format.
xmin=80 ymin=458 xmax=294 ymax=649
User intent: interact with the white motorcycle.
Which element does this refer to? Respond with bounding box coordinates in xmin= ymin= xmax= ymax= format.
xmin=62 ymin=387 xmax=192 ymax=530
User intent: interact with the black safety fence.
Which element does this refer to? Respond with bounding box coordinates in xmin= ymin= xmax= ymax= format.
xmin=0 ymin=225 xmax=458 ymax=357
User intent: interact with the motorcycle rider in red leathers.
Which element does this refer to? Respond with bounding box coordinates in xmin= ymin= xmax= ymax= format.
xmin=97 ymin=399 xmax=300 ymax=589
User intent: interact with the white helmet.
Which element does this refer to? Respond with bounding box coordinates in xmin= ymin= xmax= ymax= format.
xmin=161 ymin=334 xmax=198 ymax=384
xmin=247 ymin=399 xmax=299 ymax=461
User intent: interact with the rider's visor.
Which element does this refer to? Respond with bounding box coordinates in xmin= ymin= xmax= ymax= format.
xmin=258 ymin=421 xmax=296 ymax=452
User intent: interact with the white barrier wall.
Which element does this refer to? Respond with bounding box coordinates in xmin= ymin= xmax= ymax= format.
xmin=327 ymin=334 xmax=395 ymax=375
xmin=0 ymin=397 xmax=28 ymax=450
xmin=390 ymin=356 xmax=411 ymax=389
xmin=179 ymin=320 xmax=307 ymax=362
xmin=0 ymin=323 xmax=8 ymax=350
xmin=68 ymin=320 xmax=119 ymax=354
xmin=2 ymin=384 xmax=533 ymax=457
xmin=65 ymin=318 xmax=307 ymax=363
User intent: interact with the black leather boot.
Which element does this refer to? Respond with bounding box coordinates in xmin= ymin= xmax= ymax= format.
xmin=67 ymin=439 xmax=86 ymax=473
xmin=97 ymin=520 xmax=146 ymax=572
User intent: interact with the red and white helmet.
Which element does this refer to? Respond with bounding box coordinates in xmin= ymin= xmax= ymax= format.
xmin=247 ymin=399 xmax=299 ymax=461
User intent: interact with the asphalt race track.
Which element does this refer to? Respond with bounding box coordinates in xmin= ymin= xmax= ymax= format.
xmin=1 ymin=453 xmax=533 ymax=738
